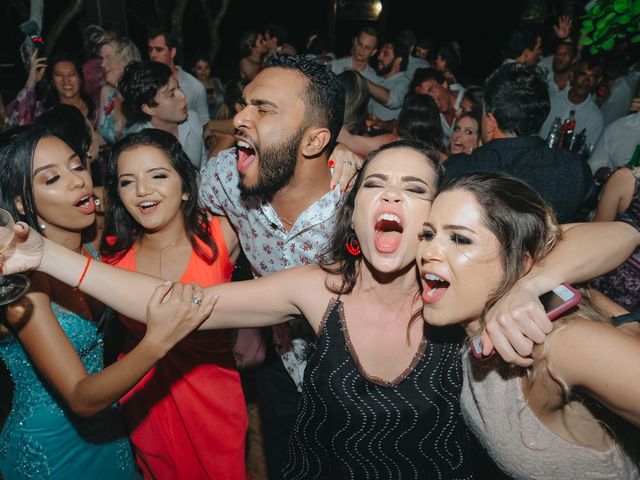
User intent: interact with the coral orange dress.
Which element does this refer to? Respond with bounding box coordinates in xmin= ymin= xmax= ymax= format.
xmin=108 ymin=218 xmax=247 ymax=479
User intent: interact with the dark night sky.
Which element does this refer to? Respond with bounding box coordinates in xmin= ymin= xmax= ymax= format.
xmin=1 ymin=0 xmax=577 ymax=98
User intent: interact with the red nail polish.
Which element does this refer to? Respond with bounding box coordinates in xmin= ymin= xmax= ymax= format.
xmin=328 ymin=160 xmax=335 ymax=167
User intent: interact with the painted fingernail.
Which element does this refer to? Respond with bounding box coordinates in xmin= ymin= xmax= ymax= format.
xmin=328 ymin=159 xmax=335 ymax=167
xmin=331 ymin=184 xmax=336 ymax=190
xmin=163 ymin=280 xmax=172 ymax=285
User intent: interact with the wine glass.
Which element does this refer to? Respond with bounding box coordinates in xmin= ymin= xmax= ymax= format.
xmin=0 ymin=209 xmax=30 ymax=305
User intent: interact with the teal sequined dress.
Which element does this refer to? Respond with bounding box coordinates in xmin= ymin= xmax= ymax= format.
xmin=0 ymin=302 xmax=139 ymax=479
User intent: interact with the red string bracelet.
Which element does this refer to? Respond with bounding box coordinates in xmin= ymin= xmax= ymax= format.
xmin=73 ymin=256 xmax=92 ymax=290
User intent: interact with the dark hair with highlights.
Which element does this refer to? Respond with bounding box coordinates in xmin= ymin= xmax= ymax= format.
xmin=101 ymin=129 xmax=217 ymax=264
xmin=263 ymin=54 xmax=345 ymax=154
xmin=324 ymin=139 xmax=443 ymax=294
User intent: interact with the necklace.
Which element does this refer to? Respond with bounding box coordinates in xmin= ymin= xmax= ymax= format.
xmin=143 ymin=238 xmax=179 ymax=279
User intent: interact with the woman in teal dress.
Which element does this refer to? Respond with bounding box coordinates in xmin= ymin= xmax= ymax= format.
xmin=0 ymin=125 xmax=215 ymax=479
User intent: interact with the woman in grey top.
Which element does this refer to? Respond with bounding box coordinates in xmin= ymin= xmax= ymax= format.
xmin=418 ymin=172 xmax=640 ymax=479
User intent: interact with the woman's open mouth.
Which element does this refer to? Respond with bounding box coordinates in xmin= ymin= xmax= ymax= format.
xmin=422 ymin=272 xmax=450 ymax=304
xmin=374 ymin=213 xmax=403 ymax=253
xmin=74 ymin=195 xmax=96 ymax=214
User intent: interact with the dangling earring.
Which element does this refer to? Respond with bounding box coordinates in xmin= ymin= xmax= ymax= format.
xmin=345 ymin=232 xmax=361 ymax=256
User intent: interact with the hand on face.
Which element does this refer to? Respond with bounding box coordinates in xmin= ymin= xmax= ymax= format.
xmin=328 ymin=144 xmax=363 ymax=192
xmin=418 ymin=188 xmax=553 ymax=367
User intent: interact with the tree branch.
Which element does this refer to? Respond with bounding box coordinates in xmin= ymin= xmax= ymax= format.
xmin=44 ymin=0 xmax=84 ymax=57
xmin=127 ymin=5 xmax=155 ymax=32
xmin=199 ymin=0 xmax=230 ymax=63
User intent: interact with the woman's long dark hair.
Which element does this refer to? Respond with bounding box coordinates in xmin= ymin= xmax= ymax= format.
xmin=0 ymin=125 xmax=56 ymax=236
xmin=37 ymin=104 xmax=93 ymax=159
xmin=38 ymin=52 xmax=96 ymax=122
xmin=101 ymin=129 xmax=217 ymax=264
xmin=397 ymin=95 xmax=445 ymax=152
xmin=338 ymin=70 xmax=370 ymax=135
xmin=323 ymin=139 xmax=443 ymax=294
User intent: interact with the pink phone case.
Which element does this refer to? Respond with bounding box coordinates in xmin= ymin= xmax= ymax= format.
xmin=544 ymin=283 xmax=582 ymax=321
xmin=470 ymin=283 xmax=582 ymax=360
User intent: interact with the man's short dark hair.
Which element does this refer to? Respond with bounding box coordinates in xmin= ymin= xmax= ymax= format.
xmin=238 ymin=29 xmax=261 ymax=57
xmin=390 ymin=42 xmax=410 ymax=72
xmin=395 ymin=29 xmax=416 ymax=50
xmin=263 ymin=54 xmax=345 ymax=153
xmin=147 ymin=29 xmax=179 ymax=51
xmin=574 ymin=56 xmax=604 ymax=74
xmin=409 ymin=67 xmax=446 ymax=91
xmin=504 ymin=23 xmax=540 ymax=60
xmin=264 ymin=24 xmax=287 ymax=45
xmin=483 ymin=63 xmax=550 ymax=136
xmin=359 ymin=26 xmax=378 ymax=40
xmin=119 ymin=61 xmax=172 ymax=124
xmin=554 ymin=40 xmax=578 ymax=59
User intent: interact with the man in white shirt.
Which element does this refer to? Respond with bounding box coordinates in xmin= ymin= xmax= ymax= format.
xmin=148 ymin=30 xmax=210 ymax=126
xmin=363 ymin=41 xmax=410 ymax=121
xmin=539 ymin=58 xmax=605 ymax=148
xmin=119 ymin=61 xmax=207 ymax=168
xmin=328 ymin=27 xmax=380 ymax=82
xmin=600 ymin=75 xmax=634 ymax=126
xmin=199 ymin=54 xmax=346 ymax=480
xmin=588 ymin=111 xmax=640 ymax=175
xmin=544 ymin=41 xmax=577 ymax=95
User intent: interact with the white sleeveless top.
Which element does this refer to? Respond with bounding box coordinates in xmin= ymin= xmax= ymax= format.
xmin=460 ymin=352 xmax=639 ymax=479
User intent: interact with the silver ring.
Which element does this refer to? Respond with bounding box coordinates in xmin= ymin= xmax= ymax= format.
xmin=191 ymin=297 xmax=202 ymax=305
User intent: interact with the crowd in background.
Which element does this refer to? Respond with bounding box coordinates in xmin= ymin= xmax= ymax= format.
xmin=0 ymin=12 xmax=639 ymax=480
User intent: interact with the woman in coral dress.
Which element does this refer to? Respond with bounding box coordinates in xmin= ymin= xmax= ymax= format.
xmin=102 ymin=129 xmax=247 ymax=479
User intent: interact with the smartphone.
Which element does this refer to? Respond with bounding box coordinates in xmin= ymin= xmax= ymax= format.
xmin=31 ymin=35 xmax=46 ymax=58
xmin=470 ymin=283 xmax=582 ymax=359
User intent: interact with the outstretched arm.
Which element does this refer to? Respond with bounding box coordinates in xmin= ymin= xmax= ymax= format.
xmin=482 ymin=222 xmax=640 ymax=366
xmin=548 ymin=317 xmax=640 ymax=426
xmin=0 ymin=224 xmax=319 ymax=330
xmin=5 ymin=281 xmax=215 ymax=416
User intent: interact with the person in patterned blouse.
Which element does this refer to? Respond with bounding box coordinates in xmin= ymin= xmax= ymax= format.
xmin=199 ymin=53 xmax=347 ymax=479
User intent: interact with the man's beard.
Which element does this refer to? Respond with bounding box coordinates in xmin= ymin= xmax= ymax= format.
xmin=376 ymin=61 xmax=393 ymax=77
xmin=553 ymin=61 xmax=571 ymax=74
xmin=239 ymin=126 xmax=306 ymax=200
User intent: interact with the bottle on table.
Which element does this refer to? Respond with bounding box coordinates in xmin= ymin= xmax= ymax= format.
xmin=558 ymin=109 xmax=576 ymax=150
